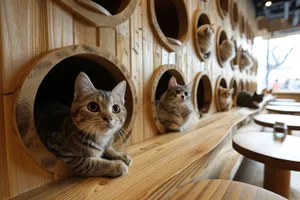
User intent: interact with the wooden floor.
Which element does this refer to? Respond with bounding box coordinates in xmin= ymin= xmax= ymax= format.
xmin=234 ymin=129 xmax=300 ymax=200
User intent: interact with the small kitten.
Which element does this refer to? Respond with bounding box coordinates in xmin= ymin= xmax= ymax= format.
xmin=197 ymin=24 xmax=214 ymax=58
xmin=240 ymin=50 xmax=253 ymax=70
xmin=219 ymin=86 xmax=234 ymax=111
xmin=237 ymin=91 xmax=264 ymax=108
xmin=39 ymin=72 xmax=131 ymax=177
xmin=156 ymin=77 xmax=194 ymax=132
xmin=261 ymin=88 xmax=272 ymax=95
xmin=219 ymin=39 xmax=236 ymax=63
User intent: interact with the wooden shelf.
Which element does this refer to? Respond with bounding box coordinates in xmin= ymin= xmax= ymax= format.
xmin=15 ymin=107 xmax=263 ymax=200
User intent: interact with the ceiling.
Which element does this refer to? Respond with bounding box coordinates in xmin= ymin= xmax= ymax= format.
xmin=252 ymin=0 xmax=300 ymax=37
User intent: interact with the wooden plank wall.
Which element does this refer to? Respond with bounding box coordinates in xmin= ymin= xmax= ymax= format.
xmin=0 ymin=0 xmax=257 ymax=198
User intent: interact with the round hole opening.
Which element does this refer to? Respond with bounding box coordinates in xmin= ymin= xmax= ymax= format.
xmin=150 ymin=65 xmax=185 ymax=133
xmin=215 ymin=75 xmax=231 ymax=112
xmin=216 ymin=28 xmax=231 ymax=68
xmin=58 ymin=0 xmax=137 ymax=27
xmin=194 ymin=10 xmax=213 ymax=61
xmin=240 ymin=15 xmax=245 ymax=35
xmin=90 ymin=0 xmax=130 ymax=15
xmin=15 ymin=45 xmax=138 ymax=175
xmin=149 ymin=0 xmax=189 ymax=52
xmin=217 ymin=0 xmax=229 ymax=18
xmin=230 ymin=78 xmax=239 ymax=99
xmin=193 ymin=72 xmax=212 ymax=115
xmin=230 ymin=39 xmax=239 ymax=69
xmin=230 ymin=1 xmax=238 ymax=28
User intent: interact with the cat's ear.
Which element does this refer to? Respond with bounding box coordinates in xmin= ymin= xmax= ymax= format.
xmin=74 ymin=72 xmax=95 ymax=101
xmin=168 ymin=77 xmax=178 ymax=89
xmin=112 ymin=81 xmax=126 ymax=104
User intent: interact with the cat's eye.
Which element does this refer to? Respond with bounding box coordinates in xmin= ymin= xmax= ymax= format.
xmin=87 ymin=102 xmax=99 ymax=112
xmin=175 ymin=89 xmax=180 ymax=95
xmin=184 ymin=92 xmax=188 ymax=96
xmin=112 ymin=104 xmax=121 ymax=114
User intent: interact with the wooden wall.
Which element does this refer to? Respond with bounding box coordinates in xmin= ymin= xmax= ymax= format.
xmin=0 ymin=0 xmax=257 ymax=198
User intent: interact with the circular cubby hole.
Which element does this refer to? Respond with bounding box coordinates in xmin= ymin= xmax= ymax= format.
xmin=230 ymin=77 xmax=238 ymax=106
xmin=230 ymin=1 xmax=238 ymax=29
xmin=193 ymin=10 xmax=213 ymax=61
xmin=216 ymin=0 xmax=229 ymax=19
xmin=15 ymin=45 xmax=138 ymax=175
xmin=193 ymin=72 xmax=212 ymax=117
xmin=215 ymin=75 xmax=231 ymax=112
xmin=58 ymin=0 xmax=137 ymax=27
xmin=216 ymin=28 xmax=231 ymax=68
xmin=150 ymin=65 xmax=185 ymax=133
xmin=149 ymin=0 xmax=189 ymax=52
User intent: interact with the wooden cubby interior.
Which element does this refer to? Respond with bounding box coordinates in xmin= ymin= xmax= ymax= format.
xmin=193 ymin=72 xmax=212 ymax=115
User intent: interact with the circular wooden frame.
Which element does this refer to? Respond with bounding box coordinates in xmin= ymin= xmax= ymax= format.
xmin=215 ymin=75 xmax=229 ymax=112
xmin=148 ymin=0 xmax=189 ymax=52
xmin=230 ymin=0 xmax=238 ymax=29
xmin=216 ymin=28 xmax=230 ymax=68
xmin=193 ymin=72 xmax=212 ymax=116
xmin=216 ymin=0 xmax=229 ymax=19
xmin=57 ymin=0 xmax=137 ymax=27
xmin=193 ymin=10 xmax=213 ymax=61
xmin=230 ymin=77 xmax=238 ymax=106
xmin=149 ymin=65 xmax=185 ymax=133
xmin=239 ymin=79 xmax=245 ymax=91
xmin=14 ymin=44 xmax=138 ymax=175
xmin=246 ymin=80 xmax=250 ymax=91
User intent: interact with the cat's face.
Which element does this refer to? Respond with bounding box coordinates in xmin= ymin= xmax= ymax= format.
xmin=162 ymin=76 xmax=193 ymax=105
xmin=219 ymin=86 xmax=234 ymax=98
xmin=252 ymin=92 xmax=264 ymax=103
xmin=71 ymin=72 xmax=127 ymax=136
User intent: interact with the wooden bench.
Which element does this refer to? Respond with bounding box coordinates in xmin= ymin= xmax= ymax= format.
xmin=12 ymin=106 xmax=266 ymax=200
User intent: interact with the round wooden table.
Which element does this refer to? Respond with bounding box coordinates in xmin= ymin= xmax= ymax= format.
xmin=268 ymin=101 xmax=300 ymax=107
xmin=233 ymin=132 xmax=300 ymax=199
xmin=254 ymin=114 xmax=300 ymax=134
xmin=266 ymin=105 xmax=300 ymax=115
xmin=273 ymin=98 xmax=296 ymax=102
xmin=169 ymin=179 xmax=286 ymax=200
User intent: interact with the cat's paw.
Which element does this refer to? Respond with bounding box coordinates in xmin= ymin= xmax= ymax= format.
xmin=117 ymin=153 xmax=132 ymax=166
xmin=108 ymin=160 xmax=128 ymax=177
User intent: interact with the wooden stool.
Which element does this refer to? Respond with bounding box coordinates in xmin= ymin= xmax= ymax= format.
xmin=266 ymin=105 xmax=300 ymax=115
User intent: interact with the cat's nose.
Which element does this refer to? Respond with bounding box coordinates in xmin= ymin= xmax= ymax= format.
xmin=103 ymin=115 xmax=113 ymax=123
xmin=181 ymin=95 xmax=185 ymax=99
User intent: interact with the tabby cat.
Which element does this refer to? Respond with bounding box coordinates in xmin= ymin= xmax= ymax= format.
xmin=219 ymin=86 xmax=234 ymax=111
xmin=197 ymin=24 xmax=214 ymax=58
xmin=219 ymin=39 xmax=236 ymax=63
xmin=240 ymin=50 xmax=253 ymax=70
xmin=156 ymin=77 xmax=194 ymax=132
xmin=237 ymin=91 xmax=264 ymax=108
xmin=37 ymin=72 xmax=131 ymax=177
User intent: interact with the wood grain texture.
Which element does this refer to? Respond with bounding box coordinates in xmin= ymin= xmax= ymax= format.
xmin=0 ymin=0 xmax=258 ymax=197
xmin=169 ymin=179 xmax=286 ymax=200
xmin=13 ymin=107 xmax=263 ymax=200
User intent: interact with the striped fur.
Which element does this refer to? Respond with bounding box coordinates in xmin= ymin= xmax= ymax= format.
xmin=156 ymin=77 xmax=195 ymax=132
xmin=41 ymin=72 xmax=131 ymax=177
xmin=219 ymin=86 xmax=234 ymax=111
xmin=219 ymin=39 xmax=236 ymax=63
xmin=239 ymin=50 xmax=253 ymax=70
xmin=237 ymin=91 xmax=264 ymax=109
xmin=197 ymin=24 xmax=214 ymax=58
